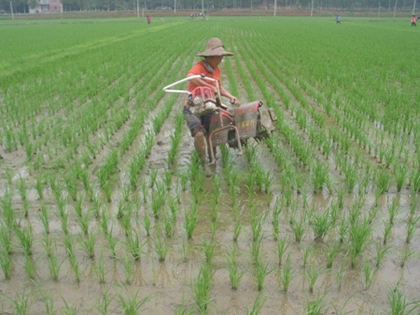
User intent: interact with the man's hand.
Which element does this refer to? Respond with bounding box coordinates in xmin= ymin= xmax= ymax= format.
xmin=230 ymin=97 xmax=239 ymax=105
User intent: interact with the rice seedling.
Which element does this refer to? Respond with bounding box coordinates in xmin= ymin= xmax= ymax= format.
xmin=34 ymin=285 xmax=56 ymax=315
xmin=233 ymin=219 xmax=242 ymax=242
xmin=0 ymin=250 xmax=12 ymax=280
xmin=127 ymin=230 xmax=145 ymax=261
xmin=290 ymin=213 xmax=306 ymax=243
xmin=1 ymin=189 xmax=15 ymax=229
xmin=367 ymin=205 xmax=380 ymax=225
xmin=374 ymin=242 xmax=391 ymax=268
xmin=251 ymin=211 xmax=266 ymax=242
xmin=191 ymin=262 xmax=214 ymax=313
xmin=246 ymin=177 xmax=256 ymax=208
xmin=254 ymin=257 xmax=274 ymax=292
xmin=309 ymin=208 xmax=333 ymax=241
xmin=405 ymin=215 xmax=420 ymax=244
xmin=174 ymin=293 xmax=194 ymax=315
xmin=250 ymin=236 xmax=263 ymax=266
xmin=64 ymin=172 xmax=78 ymax=202
xmin=311 ymin=162 xmax=330 ymax=193
xmin=37 ymin=203 xmax=50 ymax=235
xmin=335 ymin=253 xmax=348 ymax=292
xmin=48 ymin=244 xmax=62 ymax=281
xmin=160 ymin=211 xmax=173 ymax=239
xmin=15 ymin=224 xmax=34 ymax=257
xmin=63 ymin=234 xmax=75 ymax=258
xmin=17 ymin=176 xmax=28 ymax=217
xmin=302 ymin=243 xmax=314 ymax=269
xmin=150 ymin=169 xmax=158 ymax=188
xmin=277 ymin=236 xmax=290 ymax=266
xmin=24 ymin=252 xmax=37 ymax=280
xmin=154 ymin=232 xmax=169 ymax=263
xmin=388 ymin=197 xmax=400 ymax=225
xmin=118 ymin=282 xmax=152 ymax=315
xmin=395 ymin=164 xmax=407 ymax=192
xmin=400 ymin=246 xmax=415 ymax=268
xmin=330 ymin=293 xmax=357 ymax=315
xmin=0 ymin=223 xmax=12 ymax=256
xmin=100 ymin=207 xmax=109 ymax=236
xmin=78 ymin=210 xmax=91 ymax=236
xmin=383 ymin=221 xmax=393 ymax=245
xmin=325 ymin=241 xmax=340 ymax=269
xmin=349 ymin=217 xmax=372 ymax=268
xmin=60 ymin=208 xmax=69 ymax=236
xmin=105 ymin=230 xmax=118 ymax=258
xmin=143 ymin=213 xmax=151 ymax=237
xmin=121 ymin=210 xmax=134 ymax=238
xmin=212 ymin=174 xmax=222 ymax=204
xmin=246 ymin=292 xmax=268 ymax=315
xmin=304 ymin=292 xmax=329 ymax=315
xmin=68 ymin=253 xmax=80 ymax=283
xmin=60 ymin=296 xmax=78 ymax=315
xmin=181 ymin=238 xmax=189 ymax=263
xmin=96 ymin=288 xmax=115 ymax=315
xmin=226 ymin=247 xmax=244 ymax=290
xmin=375 ymin=167 xmax=391 ymax=195
xmin=202 ymin=237 xmax=216 ymax=264
xmin=151 ymin=181 xmax=166 ymax=220
xmin=190 ymin=173 xmax=205 ymax=205
xmin=164 ymin=171 xmax=173 ymax=191
xmin=363 ymin=258 xmax=374 ymax=290
xmin=305 ymin=263 xmax=324 ymax=293
xmin=34 ymin=175 xmax=45 ymax=199
xmin=121 ymin=252 xmax=134 ymax=285
xmin=2 ymin=287 xmax=32 ymax=315
xmin=121 ymin=182 xmax=131 ymax=202
xmin=385 ymin=287 xmax=420 ymax=315
xmin=80 ymin=232 xmax=96 ymax=259
xmin=95 ymin=250 xmax=107 ymax=284
xmin=185 ymin=203 xmax=198 ymax=240
xmin=168 ymin=196 xmax=180 ymax=222
xmin=280 ymin=253 xmax=295 ymax=293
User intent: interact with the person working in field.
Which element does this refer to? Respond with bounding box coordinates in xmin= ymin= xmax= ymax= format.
xmin=184 ymin=38 xmax=239 ymax=177
xmin=411 ymin=15 xmax=417 ymax=26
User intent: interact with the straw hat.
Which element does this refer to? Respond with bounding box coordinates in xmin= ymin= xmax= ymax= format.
xmin=196 ymin=38 xmax=233 ymax=57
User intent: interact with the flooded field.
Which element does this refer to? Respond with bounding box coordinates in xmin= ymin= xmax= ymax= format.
xmin=0 ymin=16 xmax=419 ymax=314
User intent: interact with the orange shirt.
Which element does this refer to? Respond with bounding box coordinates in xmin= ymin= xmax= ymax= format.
xmin=186 ymin=60 xmax=221 ymax=93
xmin=412 ymin=16 xmax=416 ymax=22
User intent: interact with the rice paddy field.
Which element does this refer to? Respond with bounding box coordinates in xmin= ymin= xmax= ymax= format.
xmin=0 ymin=16 xmax=419 ymax=314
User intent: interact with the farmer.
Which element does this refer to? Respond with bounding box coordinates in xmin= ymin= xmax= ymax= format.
xmin=184 ymin=38 xmax=239 ymax=177
xmin=411 ymin=15 xmax=417 ymax=26
xmin=147 ymin=15 xmax=151 ymax=24
xmin=336 ymin=15 xmax=341 ymax=24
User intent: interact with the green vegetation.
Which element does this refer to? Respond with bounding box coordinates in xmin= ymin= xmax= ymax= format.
xmin=0 ymin=16 xmax=419 ymax=314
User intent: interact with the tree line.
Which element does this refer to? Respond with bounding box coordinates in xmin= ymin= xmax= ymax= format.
xmin=1 ymin=0 xmax=417 ymax=16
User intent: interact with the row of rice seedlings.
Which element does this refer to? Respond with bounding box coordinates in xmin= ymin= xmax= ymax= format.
xmin=35 ymin=44 xmax=183 ymax=196
xmin=239 ymin=36 xmax=337 ymax=174
xmin=244 ymin=144 xmax=273 ymax=194
xmin=286 ymin=32 xmax=411 ymax=156
xmin=191 ymin=262 xmax=214 ymax=313
xmin=226 ymin=246 xmax=244 ymax=290
xmin=167 ymin=111 xmax=184 ymax=168
xmin=2 ymin=282 xmax=154 ymax=315
xmin=246 ymin=36 xmax=406 ymax=198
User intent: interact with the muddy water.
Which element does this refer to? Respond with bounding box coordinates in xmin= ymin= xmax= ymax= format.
xmin=0 ymin=114 xmax=420 ymax=315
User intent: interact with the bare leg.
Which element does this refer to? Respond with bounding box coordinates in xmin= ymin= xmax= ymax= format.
xmin=194 ymin=132 xmax=213 ymax=177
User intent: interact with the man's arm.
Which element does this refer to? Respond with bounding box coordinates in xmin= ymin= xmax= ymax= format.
xmin=220 ymin=86 xmax=239 ymax=105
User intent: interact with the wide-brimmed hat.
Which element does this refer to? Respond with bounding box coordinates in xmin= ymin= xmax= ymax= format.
xmin=196 ymin=38 xmax=233 ymax=57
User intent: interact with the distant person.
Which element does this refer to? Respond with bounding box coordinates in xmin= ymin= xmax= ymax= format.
xmin=411 ymin=15 xmax=417 ymax=26
xmin=336 ymin=15 xmax=341 ymax=24
xmin=147 ymin=15 xmax=151 ymax=24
